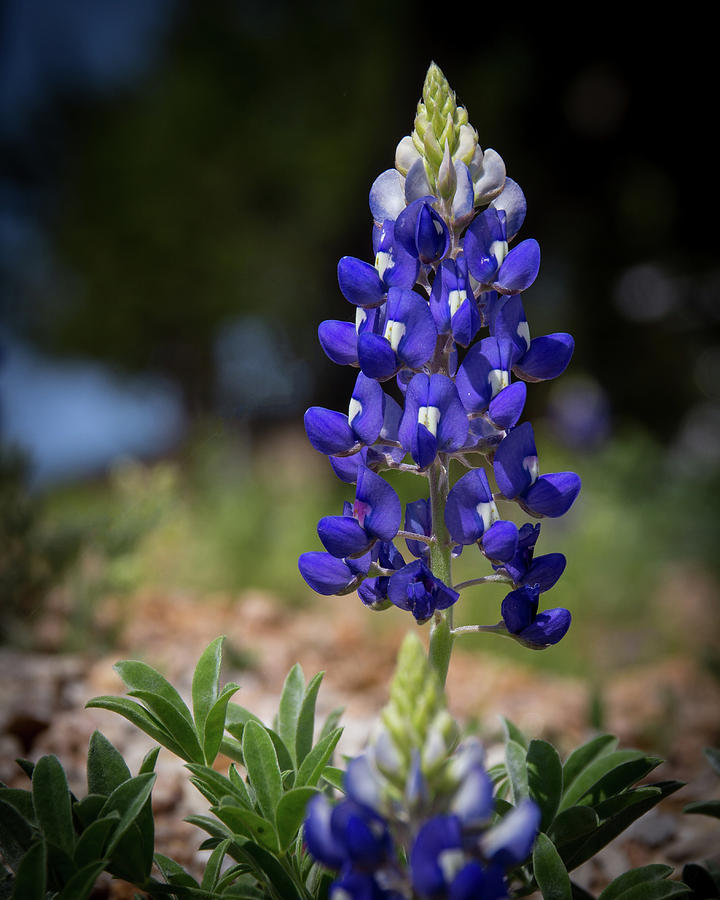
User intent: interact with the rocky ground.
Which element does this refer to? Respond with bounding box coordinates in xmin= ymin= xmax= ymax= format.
xmin=1 ymin=588 xmax=719 ymax=897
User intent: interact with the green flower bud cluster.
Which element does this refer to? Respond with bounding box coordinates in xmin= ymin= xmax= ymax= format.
xmin=374 ymin=633 xmax=459 ymax=794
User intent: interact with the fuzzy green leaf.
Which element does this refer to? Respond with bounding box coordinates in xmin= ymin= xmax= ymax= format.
xmin=321 ymin=767 xmax=345 ymax=791
xmin=99 ymin=772 xmax=156 ymax=853
xmin=577 ymin=757 xmax=661 ymax=808
xmin=126 ymin=690 xmax=203 ymax=763
xmin=10 ymin=841 xmax=46 ymax=900
xmin=593 ymin=787 xmax=662 ymax=819
xmin=501 ymin=716 xmax=529 ymax=749
xmin=599 ymin=865 xmax=675 ymax=900
xmin=32 ymin=755 xmax=75 ymax=857
xmin=154 ymin=853 xmax=200 ymax=887
xmin=213 ymin=803 xmax=279 ymax=853
xmin=275 ymin=787 xmax=318 ymax=850
xmin=114 ymin=660 xmax=193 ymax=724
xmin=185 ymin=763 xmax=250 ymax=807
xmin=612 ymin=881 xmax=689 ymax=900
xmin=528 ymin=739 xmax=563 ymax=832
xmin=295 ymin=672 xmax=324 ymax=767
xmin=72 ymin=794 xmax=106 ymax=829
xmin=276 ymin=664 xmax=305 ymax=767
xmin=548 ymin=806 xmax=600 ymax=849
xmin=319 ymin=707 xmax=344 ymax=742
xmin=682 ymin=799 xmax=720 ymax=818
xmin=86 ymin=696 xmax=186 ymax=758
xmin=534 ymin=831 xmax=572 ymax=900
xmin=202 ymin=683 xmax=240 ymax=765
xmin=0 ymin=798 xmax=34 ymax=870
xmin=296 ymin=728 xmax=343 ymax=787
xmin=73 ymin=814 xmax=119 ymax=867
xmin=87 ymin=731 xmax=131 ymax=796
xmin=242 ymin=721 xmax=283 ymax=820
xmin=192 ymin=637 xmax=225 ymax=733
xmin=560 ymin=750 xmax=645 ymax=811
xmin=57 ymin=860 xmax=108 ymax=900
xmin=563 ymin=735 xmax=619 ymax=792
xmin=0 ymin=788 xmax=35 ymax=824
xmin=506 ymin=739 xmax=529 ymax=804
xmin=200 ymin=838 xmax=231 ymax=892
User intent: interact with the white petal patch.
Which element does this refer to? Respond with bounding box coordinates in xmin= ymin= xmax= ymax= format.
xmin=355 ymin=307 xmax=367 ymax=332
xmin=517 ymin=320 xmax=531 ymax=351
xmin=434 ymin=219 xmax=444 ymax=237
xmin=348 ymin=397 xmax=362 ymax=425
xmin=476 ymin=500 xmax=499 ymax=531
xmin=375 ymin=249 xmax=394 ymax=281
xmin=418 ymin=405 xmax=441 ymax=436
xmin=488 ymin=369 xmax=510 ymax=396
xmin=438 ymin=848 xmax=466 ymax=884
xmin=384 ymin=319 xmax=406 ymax=352
xmin=490 ymin=239 xmax=509 ymax=267
xmin=522 ymin=454 xmax=539 ymax=484
xmin=448 ymin=289 xmax=467 ymax=318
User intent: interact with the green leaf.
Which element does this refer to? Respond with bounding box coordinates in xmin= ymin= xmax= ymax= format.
xmin=563 ymin=735 xmax=619 ymax=792
xmin=225 ymin=719 xmax=294 ymax=774
xmin=73 ymin=794 xmax=106 ymax=829
xmin=494 ymin=798 xmax=514 ymax=816
xmin=527 ymin=739 xmax=563 ymax=832
xmin=593 ymin=787 xmax=662 ymax=819
xmin=683 ymin=800 xmax=720 ymax=818
xmin=681 ymin=863 xmax=720 ymax=899
xmin=32 ymin=755 xmax=75 ymax=857
xmin=86 ymin=696 xmax=186 ymax=758
xmin=296 ymin=728 xmax=343 ymax=787
xmin=560 ymin=750 xmax=645 ymax=811
xmin=184 ymin=814 xmax=232 ymax=842
xmin=213 ymin=803 xmax=279 ymax=853
xmin=73 ymin=814 xmax=119 ymax=867
xmin=229 ymin=839 xmax=300 ymax=900
xmin=201 ymin=838 xmax=231 ymax=891
xmin=242 ymin=721 xmax=283 ymax=820
xmin=501 ymin=716 xmax=529 ymax=749
xmin=87 ymin=731 xmax=131 ymax=795
xmin=534 ymin=831 xmax=572 ymax=900
xmin=10 ymin=842 xmax=46 ymax=900
xmin=192 ymin=637 xmax=226 ymax=734
xmin=703 ymin=747 xmax=720 ymax=777
xmin=57 ymin=860 xmax=108 ymax=900
xmin=126 ymin=690 xmax=204 ymax=763
xmin=548 ymin=806 xmax=600 ymax=849
xmin=319 ymin=707 xmax=344 ymax=742
xmin=275 ymin=787 xmax=318 ymax=850
xmin=14 ymin=759 xmax=35 ymax=781
xmin=295 ymin=672 xmax=324 ymax=767
xmin=599 ymin=865 xmax=675 ymax=900
xmin=577 ymin=757 xmax=662 ymax=808
xmin=0 ymin=788 xmax=35 ymax=824
xmin=612 ymin=881 xmax=689 ymax=900
xmin=139 ymin=745 xmax=161 ymax=775
xmin=99 ymin=772 xmax=156 ymax=853
xmin=321 ymin=767 xmax=345 ymax=791
xmin=202 ymin=683 xmax=240 ymax=765
xmin=506 ymin=739 xmax=529 ymax=804
xmin=114 ymin=660 xmax=193 ymax=725
xmin=0 ymin=798 xmax=34 ymax=870
xmin=154 ymin=853 xmax=200 ymax=887
xmin=276 ymin=664 xmax=305 ymax=767
xmin=185 ymin=763 xmax=250 ymax=807
xmin=563 ymin=781 xmax=683 ymax=871
xmin=229 ymin=764 xmax=254 ymax=807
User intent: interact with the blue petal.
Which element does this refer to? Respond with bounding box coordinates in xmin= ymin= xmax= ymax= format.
xmin=319 ymin=320 xmax=359 ymax=366
xmin=488 ymin=381 xmax=527 ymax=429
xmin=522 ymin=472 xmax=581 ymax=517
xmin=451 ymin=863 xmax=507 ymax=900
xmin=493 ymin=422 xmax=538 ymax=499
xmin=357 ymin=332 xmax=399 ymax=380
xmin=410 ymin=815 xmax=463 ymax=896
xmin=482 ymin=798 xmax=540 ymax=867
xmin=350 ymin=373 xmax=384 ymax=444
xmin=305 ymin=407 xmax=358 ymax=455
xmin=445 ymin=469 xmax=495 ymax=545
xmin=369 ymin=169 xmax=406 ymax=223
xmin=455 ymin=344 xmax=494 ymax=412
xmin=493 ymin=239 xmax=540 ymax=295
xmin=491 ymin=177 xmax=527 ymax=241
xmin=464 ymin=208 xmax=507 ymax=284
xmin=415 ymin=202 xmax=450 ymax=264
xmin=405 ymin=158 xmax=433 ymax=202
xmin=451 ymin=160 xmax=475 ymax=220
xmin=519 ymin=608 xmax=572 ymax=648
xmin=450 ymin=295 xmax=481 ymax=348
xmin=501 ymin=585 xmax=539 ymax=633
xmin=522 ymin=553 xmax=566 ymax=591
xmin=344 ymin=755 xmax=382 ymax=809
xmin=298 ymin=552 xmax=359 ymax=596
xmin=450 ymin=765 xmax=493 ymax=827
xmin=429 ymin=374 xmax=469 ymax=453
xmin=356 ymin=467 xmax=401 ymax=543
xmin=329 ymin=448 xmax=366 ymax=484
xmin=405 ymin=498 xmax=432 ymax=559
xmin=481 ymin=520 xmax=519 ymax=564
xmin=304 ymin=794 xmax=345 ymax=867
xmin=338 ymin=257 xmax=386 ymax=307
xmin=318 ymin=515 xmax=372 ymax=558
xmin=330 ymin=800 xmax=390 ymax=868
xmin=514 ymin=334 xmax=575 ymax=382
xmin=385 ymin=287 xmax=437 ymax=370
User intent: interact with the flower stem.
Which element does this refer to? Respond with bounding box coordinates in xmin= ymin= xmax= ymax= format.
xmin=427 ymin=455 xmax=454 ymax=686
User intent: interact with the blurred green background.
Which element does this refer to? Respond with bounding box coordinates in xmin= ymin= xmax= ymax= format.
xmin=1 ymin=1 xmax=718 ymax=680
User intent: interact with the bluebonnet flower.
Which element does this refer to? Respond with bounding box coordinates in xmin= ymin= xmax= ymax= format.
xmin=501 ymin=584 xmax=571 ymax=649
xmin=299 ymin=61 xmax=580 ymax=651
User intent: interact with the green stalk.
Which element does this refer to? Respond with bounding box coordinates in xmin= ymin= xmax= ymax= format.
xmin=427 ymin=455 xmax=454 ymax=686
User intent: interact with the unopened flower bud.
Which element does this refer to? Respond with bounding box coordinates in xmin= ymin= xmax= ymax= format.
xmin=437 ymin=141 xmax=458 ymax=202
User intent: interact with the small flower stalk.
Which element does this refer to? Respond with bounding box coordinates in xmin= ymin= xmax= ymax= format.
xmin=299 ymin=62 xmax=580 ymax=682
